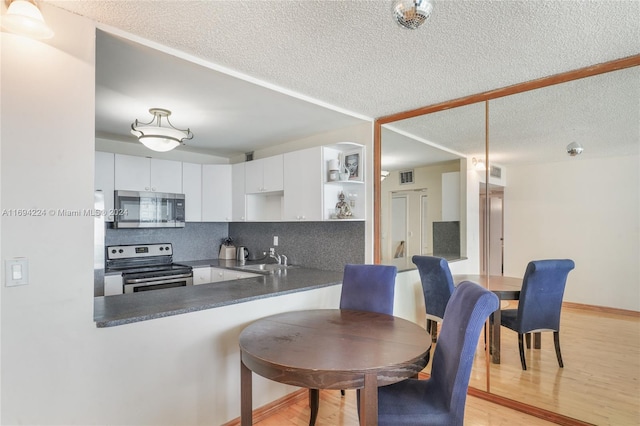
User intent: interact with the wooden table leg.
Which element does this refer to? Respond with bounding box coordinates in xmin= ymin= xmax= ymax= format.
xmin=308 ymin=389 xmax=319 ymax=426
xmin=360 ymin=373 xmax=378 ymax=426
xmin=241 ymin=357 xmax=252 ymax=426
xmin=491 ymin=304 xmax=501 ymax=364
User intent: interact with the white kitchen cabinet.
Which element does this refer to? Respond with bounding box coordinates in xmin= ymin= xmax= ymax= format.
xmin=210 ymin=268 xmax=259 ymax=281
xmin=114 ymin=154 xmax=182 ymax=193
xmin=223 ymin=269 xmax=260 ymax=280
xmin=151 ymin=158 xmax=183 ymax=193
xmin=192 ymin=267 xmax=211 ymax=285
xmin=95 ymin=151 xmax=115 ymax=221
xmin=202 ymin=164 xmax=232 ymax=221
xmin=210 ymin=268 xmax=227 ymax=282
xmin=104 ymin=274 xmax=123 ymax=296
xmin=232 ymin=163 xmax=246 ymax=221
xmin=283 ymin=147 xmax=323 ymax=221
xmin=245 ymin=155 xmax=283 ymax=194
xmin=182 ymin=162 xmax=202 ymax=222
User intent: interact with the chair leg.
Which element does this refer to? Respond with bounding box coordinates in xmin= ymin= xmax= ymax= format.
xmin=518 ymin=333 xmax=527 ymax=370
xmin=309 ymin=388 xmax=319 ymax=426
xmin=553 ymin=331 xmax=564 ymax=368
xmin=426 ymin=319 xmax=437 ymax=343
xmin=340 ymin=389 xmax=345 ymax=396
xmin=525 ymin=333 xmax=531 ymax=349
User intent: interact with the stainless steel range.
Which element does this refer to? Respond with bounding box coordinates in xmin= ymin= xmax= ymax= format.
xmin=106 ymin=243 xmax=193 ymax=294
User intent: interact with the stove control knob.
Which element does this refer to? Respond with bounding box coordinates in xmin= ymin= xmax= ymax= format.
xmin=118 ymin=249 xmax=124 ymax=253
xmin=165 ymin=246 xmax=170 ymax=251
xmin=111 ymin=249 xmax=116 ymax=254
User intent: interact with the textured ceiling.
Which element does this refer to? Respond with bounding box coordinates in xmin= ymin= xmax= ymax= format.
xmin=43 ymin=0 xmax=640 ymax=163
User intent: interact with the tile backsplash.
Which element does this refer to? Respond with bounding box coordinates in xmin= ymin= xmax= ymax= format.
xmin=105 ymin=220 xmax=364 ymax=271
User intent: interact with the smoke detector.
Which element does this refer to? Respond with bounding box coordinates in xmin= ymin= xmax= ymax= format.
xmin=392 ymin=0 xmax=435 ymax=30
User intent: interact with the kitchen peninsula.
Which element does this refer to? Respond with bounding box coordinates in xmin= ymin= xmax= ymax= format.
xmin=94 ymin=262 xmax=344 ymax=327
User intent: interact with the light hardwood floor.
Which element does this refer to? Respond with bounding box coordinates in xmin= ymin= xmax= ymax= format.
xmin=248 ymin=305 xmax=640 ymax=425
xmin=253 ymin=388 xmax=556 ymax=425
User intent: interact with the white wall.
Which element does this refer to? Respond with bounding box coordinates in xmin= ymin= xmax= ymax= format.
xmin=503 ymin=156 xmax=639 ymax=311
xmin=0 ymin=6 xmax=371 ymax=424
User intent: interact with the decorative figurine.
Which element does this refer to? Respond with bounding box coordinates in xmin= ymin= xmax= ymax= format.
xmin=335 ymin=191 xmax=353 ymax=219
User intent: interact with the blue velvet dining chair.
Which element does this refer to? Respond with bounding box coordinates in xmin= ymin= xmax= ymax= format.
xmin=500 ymin=259 xmax=575 ymax=370
xmin=369 ymin=281 xmax=499 ymax=425
xmin=309 ymin=263 xmax=398 ymax=426
xmin=412 ymin=255 xmax=455 ymax=343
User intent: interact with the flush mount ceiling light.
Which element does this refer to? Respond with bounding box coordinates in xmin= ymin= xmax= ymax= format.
xmin=392 ymin=0 xmax=434 ymax=30
xmin=1 ymin=0 xmax=54 ymax=39
xmin=131 ymin=108 xmax=193 ymax=152
xmin=566 ymin=141 xmax=584 ymax=157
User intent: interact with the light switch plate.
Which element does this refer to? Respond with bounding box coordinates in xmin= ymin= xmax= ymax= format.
xmin=5 ymin=258 xmax=29 ymax=287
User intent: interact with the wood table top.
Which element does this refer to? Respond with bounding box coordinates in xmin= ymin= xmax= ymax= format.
xmin=239 ymin=309 xmax=431 ymax=390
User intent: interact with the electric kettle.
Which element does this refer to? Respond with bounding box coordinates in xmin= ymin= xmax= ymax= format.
xmin=236 ymin=246 xmax=249 ymax=263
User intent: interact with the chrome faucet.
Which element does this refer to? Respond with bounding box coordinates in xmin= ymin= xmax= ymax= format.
xmin=268 ymin=248 xmax=281 ymax=265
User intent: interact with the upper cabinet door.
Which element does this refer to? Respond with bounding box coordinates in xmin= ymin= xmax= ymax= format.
xmin=95 ymin=151 xmax=115 ymax=221
xmin=283 ymin=147 xmax=322 ymax=221
xmin=182 ymin=162 xmax=202 ymax=222
xmin=245 ymin=155 xmax=284 ymax=193
xmin=114 ymin=154 xmax=182 ymax=193
xmin=114 ymin=154 xmax=151 ymax=191
xmin=232 ymin=163 xmax=246 ymax=221
xmin=202 ymin=164 xmax=232 ymax=222
xmin=150 ymin=158 xmax=182 ymax=193
xmin=262 ymin=155 xmax=284 ymax=192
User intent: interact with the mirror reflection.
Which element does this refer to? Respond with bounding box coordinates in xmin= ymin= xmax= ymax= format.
xmin=380 ymin=102 xmax=486 ymax=269
xmin=377 ymin=62 xmax=639 ymax=423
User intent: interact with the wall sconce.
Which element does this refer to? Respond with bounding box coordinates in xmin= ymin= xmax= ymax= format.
xmin=131 ymin=108 xmax=194 ymax=152
xmin=381 ymin=170 xmax=390 ymax=181
xmin=1 ymin=0 xmax=54 ymax=39
xmin=472 ymin=157 xmax=486 ymax=171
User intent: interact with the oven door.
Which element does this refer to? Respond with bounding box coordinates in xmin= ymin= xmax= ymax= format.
xmin=123 ymin=273 xmax=193 ymax=293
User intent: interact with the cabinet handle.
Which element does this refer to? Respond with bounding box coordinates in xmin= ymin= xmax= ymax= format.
xmin=145 ymin=187 xmax=150 ymax=191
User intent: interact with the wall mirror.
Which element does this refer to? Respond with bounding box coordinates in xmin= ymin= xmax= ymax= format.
xmin=375 ymin=56 xmax=640 ymax=423
xmin=379 ymin=101 xmax=485 ymax=268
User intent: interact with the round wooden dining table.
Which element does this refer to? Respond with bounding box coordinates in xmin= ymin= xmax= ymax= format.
xmin=239 ymin=309 xmax=431 ymax=426
xmin=454 ymin=274 xmax=525 ymax=364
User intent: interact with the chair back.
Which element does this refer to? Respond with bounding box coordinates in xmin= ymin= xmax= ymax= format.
xmin=430 ymin=281 xmax=499 ymax=423
xmin=339 ymin=264 xmax=397 ymax=315
xmin=412 ymin=255 xmax=455 ymax=320
xmin=516 ymin=259 xmax=575 ymax=333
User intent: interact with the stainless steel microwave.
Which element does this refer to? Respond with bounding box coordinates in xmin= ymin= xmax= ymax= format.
xmin=114 ymin=190 xmax=185 ymax=228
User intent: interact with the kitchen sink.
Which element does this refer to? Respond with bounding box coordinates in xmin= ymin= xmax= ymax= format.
xmin=231 ymin=263 xmax=298 ymax=275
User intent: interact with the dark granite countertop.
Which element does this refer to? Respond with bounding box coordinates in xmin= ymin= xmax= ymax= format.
xmin=94 ymin=265 xmax=343 ymax=328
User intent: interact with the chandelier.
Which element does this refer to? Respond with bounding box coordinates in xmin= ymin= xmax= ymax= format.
xmin=130 ymin=108 xmax=193 ymax=152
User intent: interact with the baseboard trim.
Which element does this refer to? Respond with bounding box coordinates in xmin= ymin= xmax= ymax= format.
xmin=563 ymin=301 xmax=639 ymax=317
xmin=224 ymin=379 xmax=594 ymax=426
xmin=467 ymin=387 xmax=594 ymax=426
xmin=221 ymin=389 xmax=308 ymax=426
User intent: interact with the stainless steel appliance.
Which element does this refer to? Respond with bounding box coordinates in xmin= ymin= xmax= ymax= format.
xmin=106 ymin=243 xmax=193 ymax=294
xmin=114 ymin=190 xmax=185 ymax=228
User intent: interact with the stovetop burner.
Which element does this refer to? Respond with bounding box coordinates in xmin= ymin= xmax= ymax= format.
xmin=105 ymin=243 xmax=192 ymax=275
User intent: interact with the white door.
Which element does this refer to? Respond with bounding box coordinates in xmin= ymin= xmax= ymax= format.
xmin=391 ymin=194 xmax=408 ymax=259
